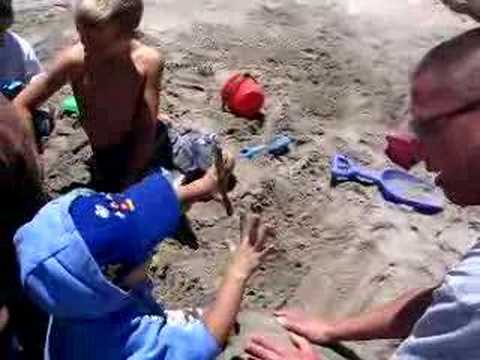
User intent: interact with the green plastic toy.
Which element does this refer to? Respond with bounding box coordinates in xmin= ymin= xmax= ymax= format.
xmin=62 ymin=96 xmax=79 ymax=117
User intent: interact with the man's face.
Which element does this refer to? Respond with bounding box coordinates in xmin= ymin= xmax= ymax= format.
xmin=409 ymin=73 xmax=480 ymax=206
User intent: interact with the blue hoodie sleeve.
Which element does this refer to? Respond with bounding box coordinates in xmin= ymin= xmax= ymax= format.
xmin=161 ymin=319 xmax=221 ymax=360
xmin=123 ymin=311 xmax=221 ymax=360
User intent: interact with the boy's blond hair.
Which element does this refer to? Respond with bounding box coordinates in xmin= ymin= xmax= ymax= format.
xmin=73 ymin=0 xmax=143 ymax=33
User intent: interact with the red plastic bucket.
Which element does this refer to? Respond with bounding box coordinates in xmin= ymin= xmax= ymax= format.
xmin=221 ymin=73 xmax=265 ymax=119
xmin=385 ymin=133 xmax=422 ymax=170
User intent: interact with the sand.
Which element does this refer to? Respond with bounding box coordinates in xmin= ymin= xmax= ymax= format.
xmin=442 ymin=0 xmax=480 ymax=19
xmin=12 ymin=0 xmax=480 ymax=358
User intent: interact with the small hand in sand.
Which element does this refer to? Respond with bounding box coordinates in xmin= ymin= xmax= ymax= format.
xmin=275 ymin=309 xmax=334 ymax=344
xmin=246 ymin=333 xmax=321 ymax=360
xmin=228 ymin=213 xmax=272 ymax=281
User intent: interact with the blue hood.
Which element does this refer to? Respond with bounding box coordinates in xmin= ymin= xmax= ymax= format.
xmin=15 ymin=189 xmax=221 ymax=360
xmin=15 ymin=189 xmax=133 ymax=320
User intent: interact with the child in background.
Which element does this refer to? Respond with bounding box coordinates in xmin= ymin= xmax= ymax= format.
xmin=0 ymin=0 xmax=54 ymax=152
xmin=16 ymin=158 xmax=272 ymax=359
xmin=0 ymin=0 xmax=42 ymax=84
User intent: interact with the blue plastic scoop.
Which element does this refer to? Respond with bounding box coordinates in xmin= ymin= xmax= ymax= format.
xmin=331 ymin=154 xmax=443 ymax=214
xmin=239 ymin=135 xmax=293 ymax=160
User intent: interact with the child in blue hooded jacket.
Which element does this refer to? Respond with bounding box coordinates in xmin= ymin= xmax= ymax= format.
xmin=15 ymin=156 xmax=272 ymax=359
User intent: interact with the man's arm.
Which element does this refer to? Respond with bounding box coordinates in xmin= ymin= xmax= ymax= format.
xmin=327 ymin=287 xmax=436 ymax=341
xmin=276 ymin=287 xmax=437 ymax=344
xmin=126 ymin=51 xmax=163 ymax=185
xmin=14 ymin=48 xmax=74 ymax=138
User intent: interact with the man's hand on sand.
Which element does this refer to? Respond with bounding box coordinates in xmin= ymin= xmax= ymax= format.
xmin=275 ymin=309 xmax=334 ymax=344
xmin=246 ymin=333 xmax=321 ymax=360
xmin=227 ymin=213 xmax=272 ymax=281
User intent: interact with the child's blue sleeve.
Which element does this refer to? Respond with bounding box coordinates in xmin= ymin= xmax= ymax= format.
xmin=161 ymin=318 xmax=221 ymax=360
xmin=69 ymin=173 xmax=181 ymax=267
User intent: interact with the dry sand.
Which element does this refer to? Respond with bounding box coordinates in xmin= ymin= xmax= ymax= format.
xmin=13 ymin=0 xmax=480 ymax=358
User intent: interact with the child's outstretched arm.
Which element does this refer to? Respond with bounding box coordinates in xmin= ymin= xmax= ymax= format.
xmin=14 ymin=47 xmax=74 ymax=139
xmin=203 ymin=214 xmax=273 ymax=347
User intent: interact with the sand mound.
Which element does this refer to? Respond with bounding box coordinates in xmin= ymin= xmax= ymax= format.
xmin=14 ymin=1 xmax=480 ymax=358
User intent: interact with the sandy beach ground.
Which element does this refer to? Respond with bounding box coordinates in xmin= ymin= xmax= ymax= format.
xmin=12 ymin=0 xmax=480 ymax=358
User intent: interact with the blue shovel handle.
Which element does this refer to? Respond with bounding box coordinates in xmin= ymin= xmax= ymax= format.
xmin=240 ymin=135 xmax=294 ymax=160
xmin=239 ymin=145 xmax=268 ymax=159
xmin=267 ymin=135 xmax=293 ymax=156
xmin=331 ymin=154 xmax=381 ymax=185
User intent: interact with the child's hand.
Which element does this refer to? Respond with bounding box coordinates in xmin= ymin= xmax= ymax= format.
xmin=227 ymin=213 xmax=273 ymax=281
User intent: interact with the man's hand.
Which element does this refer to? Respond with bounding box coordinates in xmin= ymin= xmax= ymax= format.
xmin=0 ymin=306 xmax=9 ymax=332
xmin=227 ymin=213 xmax=272 ymax=281
xmin=275 ymin=309 xmax=334 ymax=344
xmin=246 ymin=333 xmax=321 ymax=360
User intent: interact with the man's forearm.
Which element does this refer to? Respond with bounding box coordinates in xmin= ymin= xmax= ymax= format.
xmin=326 ymin=287 xmax=436 ymax=343
xmin=203 ymin=269 xmax=248 ymax=347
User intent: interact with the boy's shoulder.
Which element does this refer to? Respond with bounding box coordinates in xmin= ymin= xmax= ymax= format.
xmin=60 ymin=43 xmax=85 ymax=65
xmin=53 ymin=43 xmax=85 ymax=74
xmin=131 ymin=41 xmax=164 ymax=75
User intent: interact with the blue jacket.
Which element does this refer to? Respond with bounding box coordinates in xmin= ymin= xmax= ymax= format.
xmin=15 ymin=189 xmax=220 ymax=360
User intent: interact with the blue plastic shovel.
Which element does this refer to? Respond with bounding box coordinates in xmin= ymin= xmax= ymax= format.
xmin=331 ymin=154 xmax=443 ymax=214
xmin=239 ymin=135 xmax=293 ymax=160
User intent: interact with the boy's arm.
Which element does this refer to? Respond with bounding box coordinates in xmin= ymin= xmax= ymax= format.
xmin=203 ymin=215 xmax=272 ymax=347
xmin=14 ymin=48 xmax=74 ymax=138
xmin=276 ymin=287 xmax=436 ymax=344
xmin=126 ymin=52 xmax=163 ymax=185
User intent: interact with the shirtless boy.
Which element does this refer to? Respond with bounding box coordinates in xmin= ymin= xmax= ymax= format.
xmin=14 ymin=0 xmax=229 ymax=193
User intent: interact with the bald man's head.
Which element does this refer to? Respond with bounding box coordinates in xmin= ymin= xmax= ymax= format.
xmin=412 ymin=28 xmax=480 ymax=122
xmin=406 ymin=28 xmax=480 ymax=206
